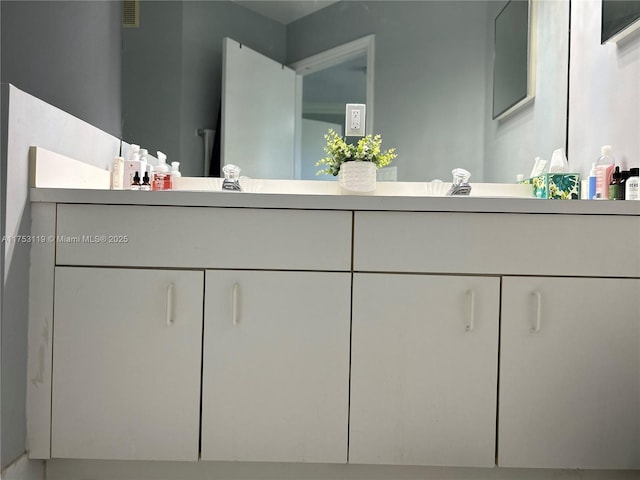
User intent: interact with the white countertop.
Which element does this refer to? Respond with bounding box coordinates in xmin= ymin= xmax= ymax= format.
xmin=30 ymin=188 xmax=640 ymax=216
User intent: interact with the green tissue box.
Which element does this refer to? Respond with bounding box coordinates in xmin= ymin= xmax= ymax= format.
xmin=526 ymin=173 xmax=581 ymax=199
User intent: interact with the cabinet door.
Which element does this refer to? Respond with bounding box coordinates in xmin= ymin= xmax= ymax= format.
xmin=349 ymin=274 xmax=500 ymax=467
xmin=499 ymin=277 xmax=640 ymax=469
xmin=51 ymin=267 xmax=204 ymax=460
xmin=201 ymin=270 xmax=350 ymax=463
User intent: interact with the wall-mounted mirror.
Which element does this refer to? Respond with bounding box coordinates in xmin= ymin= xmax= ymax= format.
xmin=492 ymin=0 xmax=536 ymax=120
xmin=601 ymin=0 xmax=640 ymax=43
xmin=122 ymin=0 xmax=569 ymax=183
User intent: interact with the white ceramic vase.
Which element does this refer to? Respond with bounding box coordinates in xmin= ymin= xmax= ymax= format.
xmin=338 ymin=161 xmax=376 ymax=193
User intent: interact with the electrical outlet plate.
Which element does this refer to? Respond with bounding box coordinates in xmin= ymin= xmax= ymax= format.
xmin=345 ymin=103 xmax=366 ymax=136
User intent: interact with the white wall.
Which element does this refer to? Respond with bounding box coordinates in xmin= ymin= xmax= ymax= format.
xmin=483 ymin=0 xmax=570 ymax=183
xmin=0 ymin=84 xmax=121 ymax=470
xmin=568 ymin=0 xmax=640 ymax=175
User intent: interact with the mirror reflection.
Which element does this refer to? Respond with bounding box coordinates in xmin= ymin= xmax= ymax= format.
xmin=122 ymin=0 xmax=569 ymax=183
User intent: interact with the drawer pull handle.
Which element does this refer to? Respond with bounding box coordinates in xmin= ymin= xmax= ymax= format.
xmin=232 ymin=283 xmax=240 ymax=325
xmin=465 ymin=289 xmax=475 ymax=332
xmin=166 ymin=283 xmax=175 ymax=326
xmin=531 ymin=291 xmax=542 ymax=333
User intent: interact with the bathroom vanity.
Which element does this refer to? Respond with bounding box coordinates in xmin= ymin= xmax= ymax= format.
xmin=26 ymin=189 xmax=640 ymax=471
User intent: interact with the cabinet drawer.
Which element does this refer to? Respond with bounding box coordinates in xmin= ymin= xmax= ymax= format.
xmin=56 ymin=204 xmax=352 ymax=270
xmin=354 ymin=211 xmax=640 ymax=276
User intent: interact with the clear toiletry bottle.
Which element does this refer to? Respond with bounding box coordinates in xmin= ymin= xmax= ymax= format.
xmin=595 ymin=145 xmax=615 ymax=199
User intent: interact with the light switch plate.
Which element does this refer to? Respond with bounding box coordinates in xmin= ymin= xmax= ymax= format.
xmin=345 ymin=104 xmax=366 ymax=136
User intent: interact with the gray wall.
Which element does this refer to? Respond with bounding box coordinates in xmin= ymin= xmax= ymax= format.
xmin=0 ymin=0 xmax=122 ymax=469
xmin=122 ymin=1 xmax=184 ymax=164
xmin=287 ymin=1 xmax=490 ymax=182
xmin=483 ymin=0 xmax=569 ymax=183
xmin=0 ymin=1 xmax=122 ymax=138
xmin=122 ymin=1 xmax=286 ymax=176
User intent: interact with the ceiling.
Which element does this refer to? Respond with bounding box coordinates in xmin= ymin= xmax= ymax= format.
xmin=232 ymin=0 xmax=339 ymax=24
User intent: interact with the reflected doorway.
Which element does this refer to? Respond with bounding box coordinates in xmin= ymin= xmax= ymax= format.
xmin=292 ymin=35 xmax=374 ymax=180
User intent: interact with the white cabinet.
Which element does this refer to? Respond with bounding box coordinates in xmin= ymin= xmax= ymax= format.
xmin=499 ymin=277 xmax=640 ymax=469
xmin=51 ymin=267 xmax=204 ymax=460
xmin=349 ymin=273 xmax=500 ymax=467
xmin=201 ymin=270 xmax=351 ymax=463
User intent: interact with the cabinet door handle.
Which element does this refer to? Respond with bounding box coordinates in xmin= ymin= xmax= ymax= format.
xmin=166 ymin=283 xmax=175 ymax=326
xmin=465 ymin=289 xmax=475 ymax=332
xmin=531 ymin=291 xmax=542 ymax=333
xmin=232 ymin=283 xmax=240 ymax=325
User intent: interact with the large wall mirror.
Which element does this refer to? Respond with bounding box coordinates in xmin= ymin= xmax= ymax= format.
xmin=492 ymin=0 xmax=536 ymax=120
xmin=122 ymin=0 xmax=569 ymax=183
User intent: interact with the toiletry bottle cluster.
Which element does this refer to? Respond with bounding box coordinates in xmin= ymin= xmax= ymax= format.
xmin=111 ymin=144 xmax=181 ymax=191
xmin=587 ymin=145 xmax=639 ymax=200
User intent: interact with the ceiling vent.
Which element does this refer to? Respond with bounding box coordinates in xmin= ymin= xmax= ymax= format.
xmin=122 ymin=0 xmax=139 ymax=28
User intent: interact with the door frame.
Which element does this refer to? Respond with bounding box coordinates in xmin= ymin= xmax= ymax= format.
xmin=289 ymin=35 xmax=375 ymax=179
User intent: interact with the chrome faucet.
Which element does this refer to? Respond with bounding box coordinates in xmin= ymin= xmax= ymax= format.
xmin=222 ymin=164 xmax=242 ymax=192
xmin=446 ymin=168 xmax=472 ymax=196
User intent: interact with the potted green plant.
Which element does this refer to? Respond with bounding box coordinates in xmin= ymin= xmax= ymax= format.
xmin=316 ymin=129 xmax=397 ymax=192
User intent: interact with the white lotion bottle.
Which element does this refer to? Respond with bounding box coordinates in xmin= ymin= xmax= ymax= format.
xmin=123 ymin=152 xmax=141 ymax=190
xmin=171 ymin=162 xmax=181 ymax=177
xmin=139 ymin=148 xmax=149 ymax=178
xmin=111 ymin=156 xmax=124 ymax=190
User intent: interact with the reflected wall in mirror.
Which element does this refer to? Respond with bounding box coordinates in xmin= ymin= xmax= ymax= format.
xmin=122 ymin=0 xmax=569 ymax=182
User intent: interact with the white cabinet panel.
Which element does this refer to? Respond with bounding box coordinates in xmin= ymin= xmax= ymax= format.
xmin=499 ymin=277 xmax=640 ymax=469
xmin=354 ymin=211 xmax=640 ymax=277
xmin=56 ymin=204 xmax=352 ymax=271
xmin=201 ymin=270 xmax=350 ymax=463
xmin=350 ymin=273 xmax=500 ymax=467
xmin=51 ymin=268 xmax=203 ymax=460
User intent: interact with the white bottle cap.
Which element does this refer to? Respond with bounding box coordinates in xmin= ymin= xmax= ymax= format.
xmin=157 ymin=151 xmax=167 ymax=164
xmin=601 ymin=145 xmax=612 ymax=156
xmin=171 ymin=161 xmax=180 ymax=169
xmin=140 ymin=148 xmax=148 ymax=156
